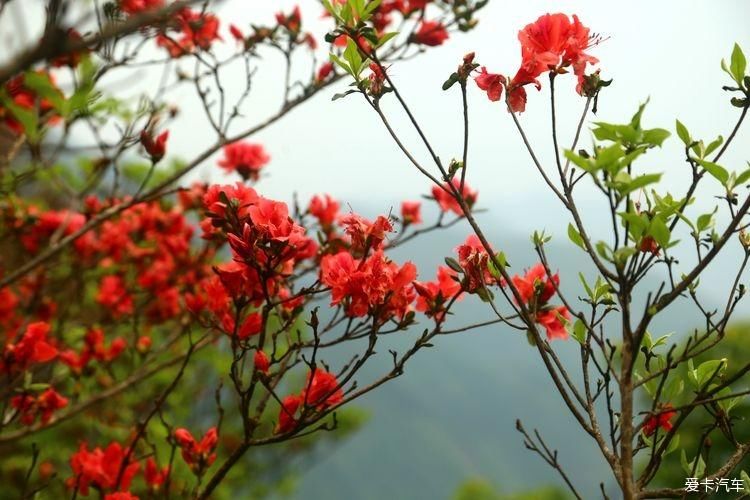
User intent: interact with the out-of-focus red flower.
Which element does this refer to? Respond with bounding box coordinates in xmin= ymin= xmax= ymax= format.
xmin=229 ymin=24 xmax=244 ymax=44
xmin=643 ymin=404 xmax=677 ymax=436
xmin=276 ymin=6 xmax=302 ymax=32
xmin=140 ymin=129 xmax=168 ymax=163
xmin=119 ymin=0 xmax=163 ymax=15
xmin=309 ymin=194 xmax=340 ymax=228
xmin=431 ymin=178 xmax=478 ymax=216
xmin=218 ymin=142 xmax=270 ymax=181
xmin=144 ymin=457 xmax=169 ymax=491
xmin=50 ymin=29 xmax=89 ymax=68
xmin=276 ymin=394 xmax=303 ymax=434
xmin=96 ymin=275 xmax=134 ymax=318
xmin=1 ymin=72 xmax=61 ymax=135
xmin=303 ymin=32 xmax=317 ymax=50
xmin=315 ymin=62 xmax=334 ymax=85
xmin=304 ymin=368 xmax=344 ymax=408
xmin=400 ymin=201 xmax=422 ymax=225
xmin=639 ymin=236 xmax=660 ymax=255
xmin=11 ymin=388 xmax=68 ymax=425
xmin=221 ymin=311 xmax=262 ymax=340
xmin=104 ymin=492 xmax=139 ymax=500
xmin=1 ymin=321 xmax=57 ymax=374
xmin=67 ymin=442 xmax=140 ymax=496
xmin=156 ymin=9 xmax=221 ymax=57
xmin=413 ymin=21 xmax=449 ymax=46
xmin=254 ymin=350 xmax=270 ymax=374
xmin=174 ymin=427 xmax=218 ymax=474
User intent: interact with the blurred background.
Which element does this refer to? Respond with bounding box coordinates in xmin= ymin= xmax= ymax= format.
xmin=3 ymin=1 xmax=750 ymax=498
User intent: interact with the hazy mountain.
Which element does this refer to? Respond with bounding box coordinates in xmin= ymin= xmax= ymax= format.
xmin=284 ymin=209 xmax=746 ymax=500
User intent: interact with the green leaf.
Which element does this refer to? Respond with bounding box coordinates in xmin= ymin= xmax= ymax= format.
xmin=696 ymin=208 xmax=717 ymax=232
xmin=572 ymin=318 xmax=587 ymax=344
xmin=730 ymin=43 xmax=747 ymax=85
xmin=735 ymin=163 xmax=750 ymax=186
xmin=619 ymin=173 xmax=662 ymax=196
xmin=487 ymin=251 xmax=507 ymax=280
xmin=376 ymin=31 xmax=398 ymax=48
xmin=578 ymin=273 xmax=593 ymax=298
xmin=697 ymin=158 xmax=729 ymax=185
xmin=695 ymin=358 xmax=727 ymax=388
xmin=704 ymin=135 xmax=724 ymax=158
xmin=564 ymin=149 xmax=594 ymax=172
xmin=567 ymin=223 xmax=584 ymax=249
xmin=649 ymin=217 xmax=671 ymax=248
xmin=642 ymin=128 xmax=670 ymax=147
xmin=675 ymin=120 xmax=691 ymax=145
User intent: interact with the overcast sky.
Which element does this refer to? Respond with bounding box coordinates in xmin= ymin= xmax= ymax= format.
xmin=3 ymin=0 xmax=750 ymax=258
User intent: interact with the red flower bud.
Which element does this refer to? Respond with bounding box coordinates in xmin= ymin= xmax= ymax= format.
xmin=140 ymin=130 xmax=169 ymax=163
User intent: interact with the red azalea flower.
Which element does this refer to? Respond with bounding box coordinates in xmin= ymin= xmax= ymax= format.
xmin=11 ymin=387 xmax=68 ymax=425
xmin=254 ymin=350 xmax=270 ymax=374
xmin=431 ymin=178 xmax=478 ymax=216
xmin=400 ymin=201 xmax=422 ymax=225
xmin=304 ymin=368 xmax=344 ymax=408
xmin=368 ymin=62 xmax=387 ymax=96
xmin=276 ymin=394 xmax=303 ymax=434
xmin=308 ymin=194 xmax=340 ymax=228
xmin=96 ymin=275 xmax=134 ymax=318
xmin=456 ymin=235 xmax=494 ymax=292
xmin=535 ymin=306 xmax=570 ymax=341
xmin=511 ymin=263 xmax=559 ymax=306
xmin=475 ymin=67 xmax=506 ymax=102
xmin=229 ymin=24 xmax=244 ymax=44
xmin=104 ymin=492 xmax=139 ymax=500
xmin=1 ymin=321 xmax=58 ymax=373
xmin=643 ymin=404 xmax=677 ymax=436
xmin=414 ymin=265 xmax=463 ymax=320
xmin=156 ymin=9 xmax=221 ymax=57
xmin=218 ymin=142 xmax=270 ymax=181
xmin=50 ymin=29 xmax=89 ymax=68
xmin=639 ymin=236 xmax=660 ymax=255
xmin=67 ymin=442 xmax=140 ymax=496
xmin=339 ymin=213 xmax=393 ymax=252
xmin=320 ymin=250 xmax=416 ymax=319
xmin=276 ymin=6 xmax=302 ymax=32
xmin=413 ymin=20 xmax=449 ymax=46
xmin=315 ymin=61 xmax=334 ymax=84
xmin=119 ymin=0 xmax=163 ymax=15
xmin=144 ymin=457 xmax=169 ymax=491
xmin=140 ymin=129 xmax=168 ymax=163
xmin=174 ymin=427 xmax=218 ymax=474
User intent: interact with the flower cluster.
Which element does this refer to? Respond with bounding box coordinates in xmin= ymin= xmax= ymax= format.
xmin=67 ymin=441 xmax=140 ymax=496
xmin=511 ymin=264 xmax=569 ymax=340
xmin=0 ymin=72 xmax=61 ymax=136
xmin=474 ymin=13 xmax=600 ymax=112
xmin=10 ymin=388 xmax=68 ymax=426
xmin=321 ymin=250 xmax=417 ymax=320
xmin=276 ymin=368 xmax=344 ymax=434
xmin=174 ymin=427 xmax=219 ymax=475
xmin=218 ymin=141 xmax=271 ymax=181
